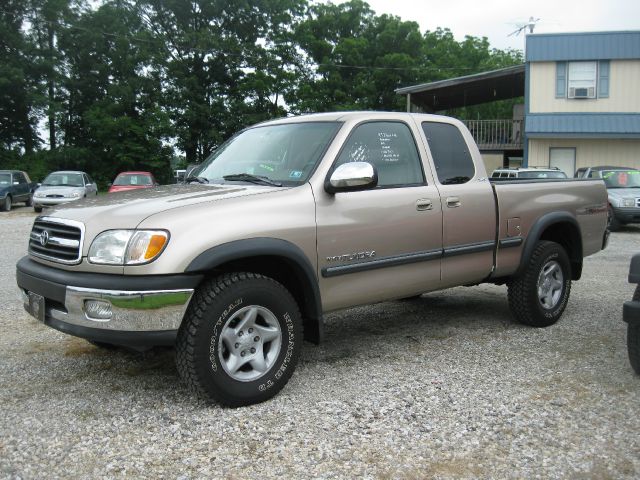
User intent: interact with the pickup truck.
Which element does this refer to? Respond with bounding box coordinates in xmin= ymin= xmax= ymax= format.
xmin=0 ymin=170 xmax=38 ymax=211
xmin=16 ymin=112 xmax=609 ymax=406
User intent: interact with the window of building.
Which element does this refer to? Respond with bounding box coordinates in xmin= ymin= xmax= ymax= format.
xmin=334 ymin=122 xmax=425 ymax=187
xmin=422 ymin=122 xmax=475 ymax=185
xmin=567 ymin=61 xmax=597 ymax=99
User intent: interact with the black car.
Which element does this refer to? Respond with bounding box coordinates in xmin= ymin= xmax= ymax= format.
xmin=623 ymin=254 xmax=640 ymax=374
xmin=0 ymin=170 xmax=38 ymax=212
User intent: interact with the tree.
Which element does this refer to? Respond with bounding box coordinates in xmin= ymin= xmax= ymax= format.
xmin=139 ymin=0 xmax=306 ymax=163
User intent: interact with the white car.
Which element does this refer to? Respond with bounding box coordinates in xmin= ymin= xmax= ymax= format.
xmin=491 ymin=167 xmax=568 ymax=180
xmin=33 ymin=171 xmax=98 ymax=213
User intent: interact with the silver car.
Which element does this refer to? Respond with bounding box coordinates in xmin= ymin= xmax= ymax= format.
xmin=33 ymin=171 xmax=98 ymax=213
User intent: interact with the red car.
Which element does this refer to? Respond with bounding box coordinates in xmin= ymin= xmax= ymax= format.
xmin=108 ymin=171 xmax=158 ymax=193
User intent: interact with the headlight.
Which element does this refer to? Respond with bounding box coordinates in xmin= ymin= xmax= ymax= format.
xmin=88 ymin=230 xmax=169 ymax=265
xmin=622 ymin=198 xmax=636 ymax=207
xmin=68 ymin=191 xmax=82 ymax=198
xmin=34 ymin=191 xmax=44 ymax=198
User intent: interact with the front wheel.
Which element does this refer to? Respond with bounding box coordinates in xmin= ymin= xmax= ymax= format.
xmin=176 ymin=272 xmax=302 ymax=407
xmin=34 ymin=206 xmax=42 ymax=213
xmin=608 ymin=205 xmax=621 ymax=231
xmin=25 ymin=194 xmax=33 ymax=207
xmin=2 ymin=195 xmax=11 ymax=211
xmin=508 ymin=241 xmax=572 ymax=327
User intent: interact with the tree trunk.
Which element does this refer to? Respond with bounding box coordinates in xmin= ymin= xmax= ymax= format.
xmin=47 ymin=25 xmax=56 ymax=150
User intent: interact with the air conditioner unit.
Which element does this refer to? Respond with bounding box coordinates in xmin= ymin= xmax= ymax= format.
xmin=568 ymin=86 xmax=595 ymax=99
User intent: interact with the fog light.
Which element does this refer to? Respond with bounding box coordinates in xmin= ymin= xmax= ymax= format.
xmin=84 ymin=300 xmax=113 ymax=320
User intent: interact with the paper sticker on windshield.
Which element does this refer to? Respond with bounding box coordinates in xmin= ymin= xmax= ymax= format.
xmin=289 ymin=170 xmax=303 ymax=179
xmin=259 ymin=163 xmax=275 ymax=172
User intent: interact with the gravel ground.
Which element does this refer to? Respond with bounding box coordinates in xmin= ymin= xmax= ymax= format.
xmin=1 ymin=205 xmax=639 ymax=479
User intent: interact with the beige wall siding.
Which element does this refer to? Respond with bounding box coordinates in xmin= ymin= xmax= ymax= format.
xmin=529 ymin=60 xmax=640 ymax=113
xmin=528 ymin=138 xmax=640 ymax=170
xmin=480 ymin=153 xmax=504 ymax=175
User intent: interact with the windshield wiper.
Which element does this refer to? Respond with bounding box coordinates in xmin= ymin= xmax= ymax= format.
xmin=223 ymin=173 xmax=282 ymax=187
xmin=185 ymin=176 xmax=209 ymax=184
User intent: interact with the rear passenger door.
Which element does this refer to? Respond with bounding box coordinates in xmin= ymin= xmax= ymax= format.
xmin=315 ymin=120 xmax=443 ymax=311
xmin=419 ymin=121 xmax=496 ymax=288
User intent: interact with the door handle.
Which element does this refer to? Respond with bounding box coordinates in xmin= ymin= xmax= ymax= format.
xmin=416 ymin=199 xmax=433 ymax=211
xmin=446 ymin=196 xmax=461 ymax=208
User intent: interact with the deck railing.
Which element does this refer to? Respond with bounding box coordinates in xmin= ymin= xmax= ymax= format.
xmin=463 ymin=119 xmax=523 ymax=150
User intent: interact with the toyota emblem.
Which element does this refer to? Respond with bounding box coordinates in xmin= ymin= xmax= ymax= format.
xmin=40 ymin=230 xmax=49 ymax=247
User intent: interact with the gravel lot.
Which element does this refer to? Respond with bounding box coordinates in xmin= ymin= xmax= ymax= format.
xmin=1 ymin=205 xmax=639 ymax=479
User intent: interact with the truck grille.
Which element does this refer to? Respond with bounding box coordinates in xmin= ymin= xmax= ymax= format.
xmin=29 ymin=217 xmax=85 ymax=264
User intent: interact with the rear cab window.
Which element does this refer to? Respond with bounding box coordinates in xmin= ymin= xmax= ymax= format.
xmin=422 ymin=122 xmax=475 ymax=185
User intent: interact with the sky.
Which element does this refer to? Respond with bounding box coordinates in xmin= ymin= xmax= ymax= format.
xmin=331 ymin=0 xmax=640 ymax=52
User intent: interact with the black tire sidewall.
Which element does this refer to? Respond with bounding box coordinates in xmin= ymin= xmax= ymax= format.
xmin=193 ymin=278 xmax=300 ymax=404
xmin=530 ymin=245 xmax=571 ymax=323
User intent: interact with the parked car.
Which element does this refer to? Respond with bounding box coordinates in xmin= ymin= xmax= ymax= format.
xmin=108 ymin=171 xmax=158 ymax=193
xmin=33 ymin=170 xmax=98 ymax=213
xmin=623 ymin=254 xmax=640 ymax=374
xmin=17 ymin=112 xmax=609 ymax=406
xmin=491 ymin=167 xmax=568 ymax=180
xmin=0 ymin=170 xmax=38 ymax=211
xmin=575 ymin=166 xmax=640 ymax=230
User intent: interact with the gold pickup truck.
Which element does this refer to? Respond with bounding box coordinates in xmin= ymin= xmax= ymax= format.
xmin=16 ymin=112 xmax=609 ymax=406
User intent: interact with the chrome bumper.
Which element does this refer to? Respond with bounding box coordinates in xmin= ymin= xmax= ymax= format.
xmin=21 ymin=286 xmax=194 ymax=332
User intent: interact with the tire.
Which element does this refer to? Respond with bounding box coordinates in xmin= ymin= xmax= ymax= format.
xmin=2 ymin=195 xmax=11 ymax=212
xmin=34 ymin=206 xmax=42 ymax=213
xmin=25 ymin=194 xmax=33 ymax=207
xmin=608 ymin=205 xmax=621 ymax=231
xmin=176 ymin=272 xmax=302 ymax=407
xmin=628 ymin=286 xmax=640 ymax=375
xmin=508 ymin=240 xmax=572 ymax=327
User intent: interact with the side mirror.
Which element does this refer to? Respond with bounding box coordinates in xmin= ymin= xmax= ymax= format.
xmin=325 ymin=162 xmax=378 ymax=194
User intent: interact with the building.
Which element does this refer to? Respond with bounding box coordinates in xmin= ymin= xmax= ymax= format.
xmin=525 ymin=31 xmax=640 ymax=175
xmin=396 ymin=30 xmax=640 ymax=176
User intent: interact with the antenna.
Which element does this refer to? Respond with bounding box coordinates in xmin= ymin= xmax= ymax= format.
xmin=509 ymin=17 xmax=540 ymax=37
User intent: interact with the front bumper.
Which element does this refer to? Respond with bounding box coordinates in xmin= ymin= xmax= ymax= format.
xmin=612 ymin=206 xmax=640 ymax=224
xmin=33 ymin=196 xmax=82 ymax=208
xmin=16 ymin=256 xmax=203 ymax=346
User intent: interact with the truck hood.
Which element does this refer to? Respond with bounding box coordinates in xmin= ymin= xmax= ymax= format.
xmin=47 ymin=184 xmax=283 ymax=229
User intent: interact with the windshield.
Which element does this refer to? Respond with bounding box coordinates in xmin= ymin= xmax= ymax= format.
xmin=0 ymin=173 xmax=10 ymax=185
xmin=519 ymin=171 xmax=567 ymax=179
xmin=114 ymin=174 xmax=152 ymax=186
xmin=602 ymin=170 xmax=640 ymax=188
xmin=42 ymin=173 xmax=84 ymax=187
xmin=197 ymin=122 xmax=341 ymax=185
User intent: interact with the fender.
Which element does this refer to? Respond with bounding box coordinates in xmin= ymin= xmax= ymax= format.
xmin=515 ymin=211 xmax=583 ymax=280
xmin=185 ymin=238 xmax=323 ymax=344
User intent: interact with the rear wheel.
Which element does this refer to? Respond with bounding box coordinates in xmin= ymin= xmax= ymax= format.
xmin=628 ymin=286 xmax=640 ymax=375
xmin=508 ymin=241 xmax=572 ymax=327
xmin=176 ymin=272 xmax=302 ymax=407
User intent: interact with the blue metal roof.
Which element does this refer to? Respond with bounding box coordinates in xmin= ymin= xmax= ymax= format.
xmin=526 ymin=31 xmax=640 ymax=62
xmin=525 ymin=113 xmax=640 ymax=137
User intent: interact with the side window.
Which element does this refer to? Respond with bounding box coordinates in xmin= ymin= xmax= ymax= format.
xmin=334 ymin=122 xmax=425 ymax=187
xmin=422 ymin=122 xmax=475 ymax=185
xmin=83 ymin=174 xmax=90 ymax=185
xmin=16 ymin=173 xmax=26 ymax=184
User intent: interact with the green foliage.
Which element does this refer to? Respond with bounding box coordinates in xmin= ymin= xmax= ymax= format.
xmin=1 ymin=0 xmax=524 ymax=182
